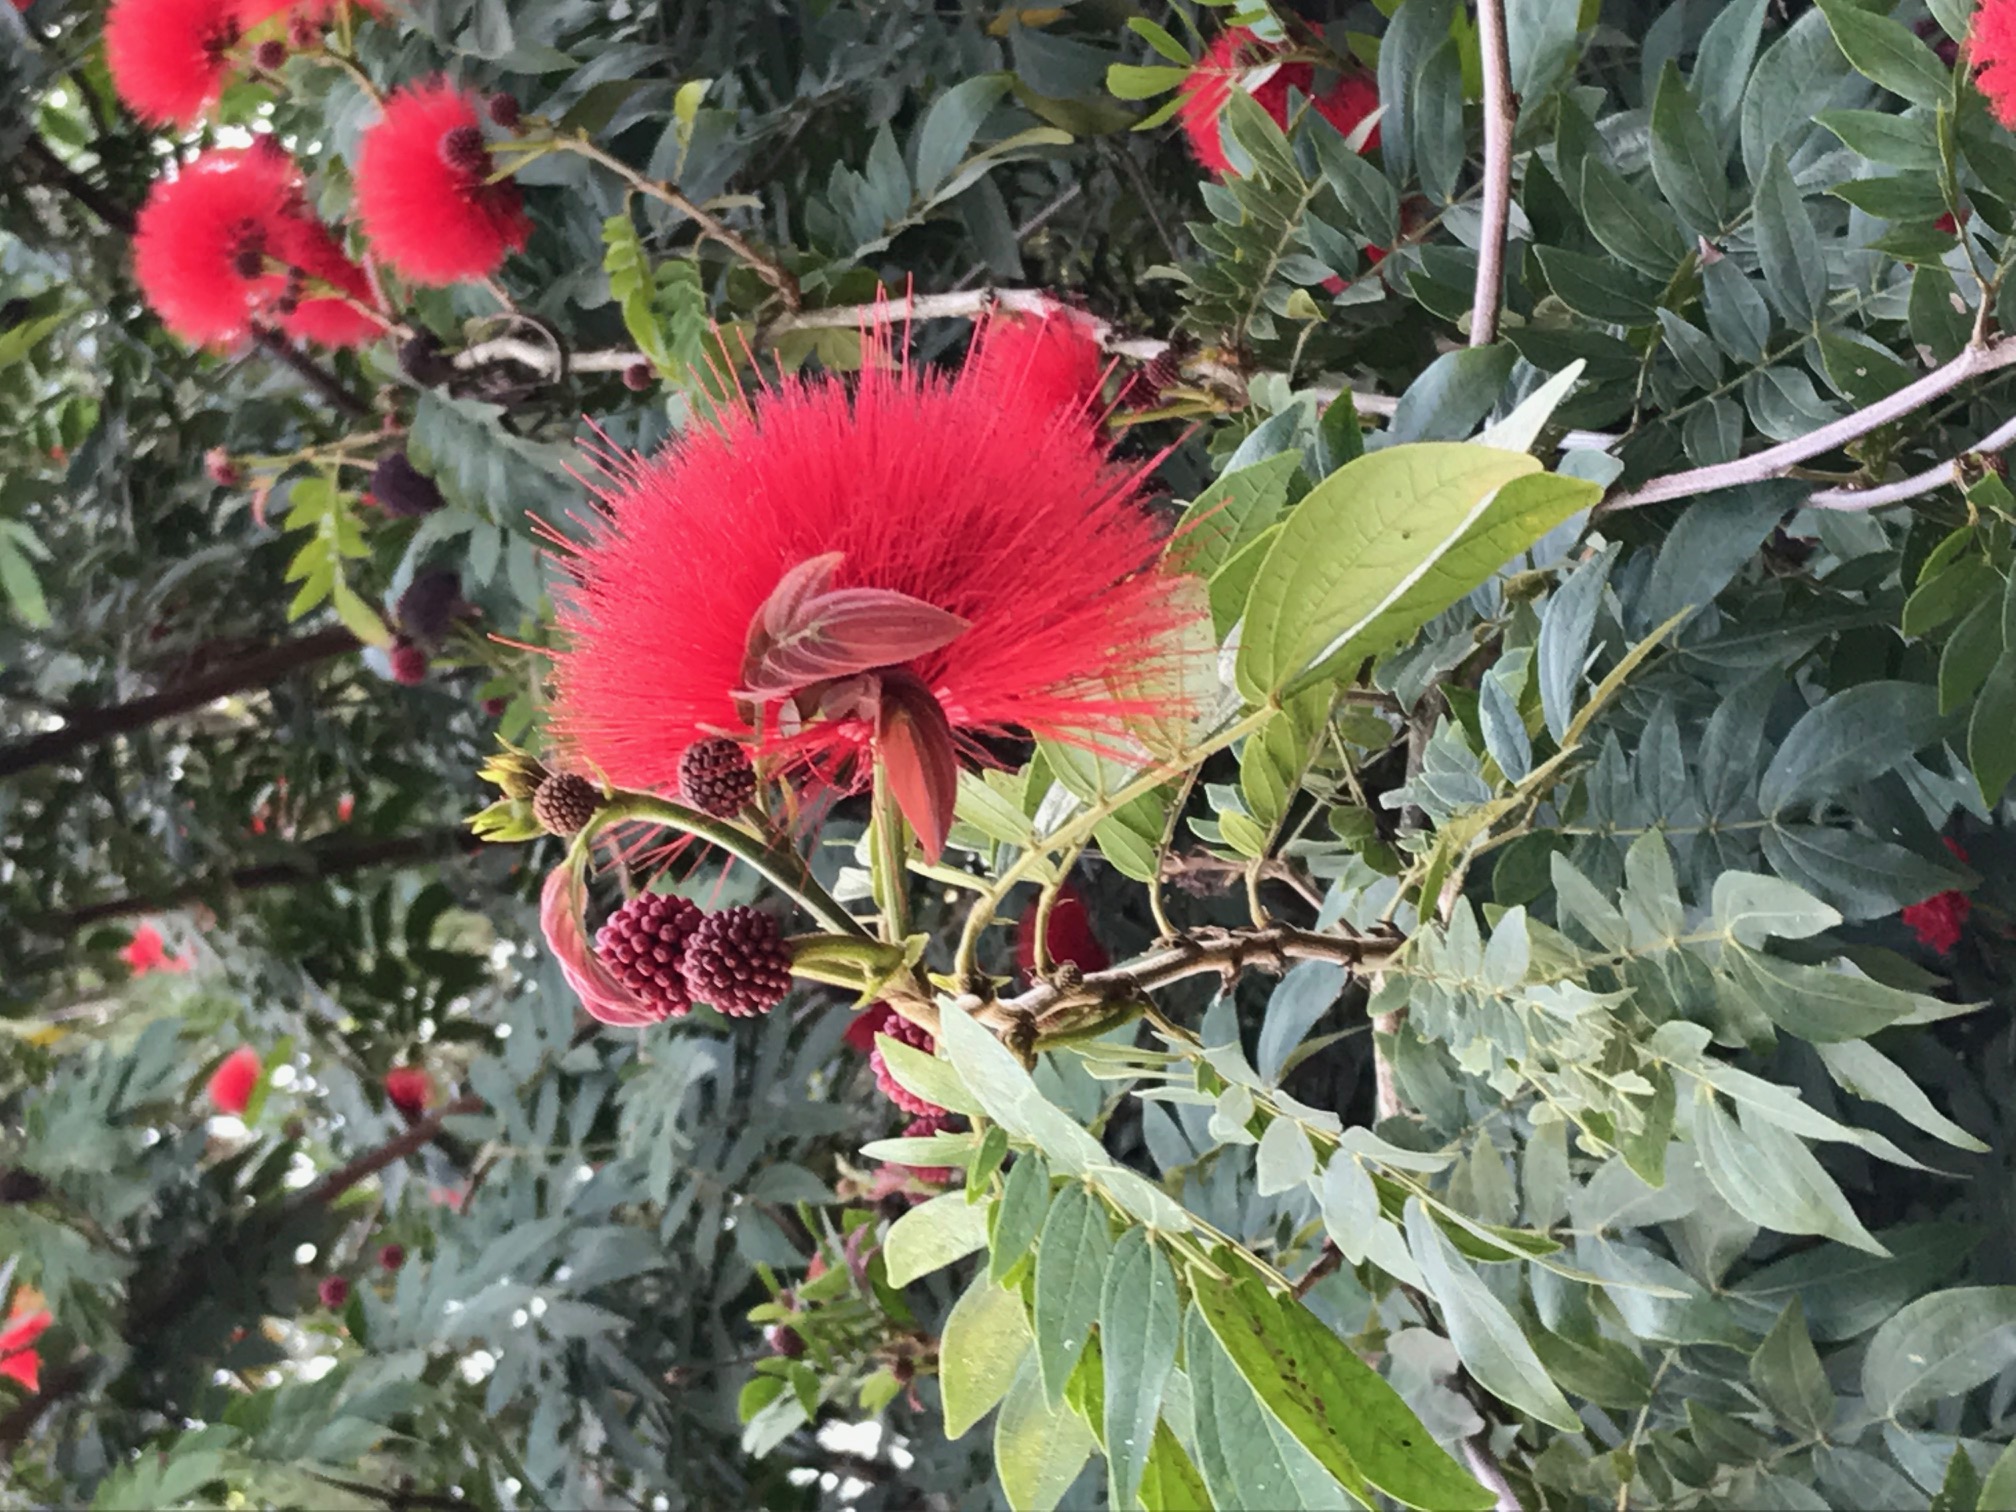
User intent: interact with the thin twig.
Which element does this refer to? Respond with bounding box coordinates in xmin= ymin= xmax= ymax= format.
xmin=1601 ymin=335 xmax=2016 ymax=512
xmin=1470 ymin=0 xmax=1515 ymax=348
xmin=252 ymin=330 xmax=374 ymax=418
xmin=291 ymin=1094 xmax=484 ymax=1211
xmin=1808 ymin=409 xmax=2016 ymax=510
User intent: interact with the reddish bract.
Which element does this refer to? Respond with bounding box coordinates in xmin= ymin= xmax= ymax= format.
xmin=354 ymin=79 xmax=531 ymax=285
xmin=1013 ymin=880 xmax=1111 ymax=980
xmin=105 ymin=0 xmax=240 ymax=126
xmin=551 ymin=317 xmax=1198 ymax=861
xmin=1177 ymin=27 xmax=1382 ymax=178
xmin=383 ymin=1066 xmax=434 ymax=1116
xmin=207 ymin=1045 xmax=262 ymax=1114
xmin=0 ymin=1303 xmax=51 ymax=1393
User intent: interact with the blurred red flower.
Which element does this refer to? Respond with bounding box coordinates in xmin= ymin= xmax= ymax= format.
xmin=1901 ymin=837 xmax=1973 ymax=955
xmin=354 ymin=79 xmax=530 ymax=285
xmin=1013 ymin=879 xmax=1111 ymax=981
xmin=206 ymin=1045 xmax=262 ymax=1114
xmin=105 ymin=0 xmax=241 ymax=126
xmin=1177 ymin=26 xmax=1382 ymax=178
xmin=383 ymin=1066 xmax=435 ymax=1116
xmin=1976 ymin=0 xmax=2016 ymax=127
xmin=0 ymin=1299 xmax=51 ymax=1393
xmin=551 ymin=318 xmax=1197 ymax=859
xmin=960 ymin=308 xmax=1110 ymax=428
xmin=121 ymin=923 xmax=193 ymax=976
xmin=134 ymin=144 xmax=377 ymax=349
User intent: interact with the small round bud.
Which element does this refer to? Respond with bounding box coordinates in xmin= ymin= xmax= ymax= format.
xmin=396 ymin=568 xmax=463 ymax=646
xmin=482 ymin=696 xmax=508 ymax=717
xmin=596 ymin=893 xmax=708 ymax=1019
xmin=204 ymin=448 xmax=242 ymax=487
xmin=378 ymin=1243 xmax=406 ymax=1272
xmin=318 ymin=1275 xmax=350 ymax=1309
xmin=438 ymin=124 xmax=489 ymax=177
xmin=388 ymin=636 xmax=429 ymax=686
xmin=679 ymin=737 xmax=757 ymax=818
xmin=487 ymin=93 xmax=521 ymax=130
xmin=287 ymin=14 xmax=316 ymax=46
xmin=681 ymin=906 xmax=793 ymax=1018
xmin=531 ymin=772 xmax=602 ymax=837
xmin=254 ymin=38 xmax=287 ymax=70
xmin=0 ymin=1169 xmax=47 ymax=1204
xmin=765 ymin=1324 xmax=804 ymax=1358
xmin=622 ymin=362 xmax=654 ymax=392
xmin=369 ymin=451 xmax=444 ymax=518
xmin=399 ymin=331 xmax=456 ymax=388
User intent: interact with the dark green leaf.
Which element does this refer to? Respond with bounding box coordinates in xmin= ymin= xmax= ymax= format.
xmin=1032 ymin=1183 xmax=1111 ymax=1402
xmin=1968 ymin=649 xmax=2016 ymax=804
xmin=1650 ymin=63 xmax=1728 ymax=237
xmin=1101 ymin=1232 xmax=1180 ymax=1509
xmin=1754 ymin=150 xmax=1828 ymax=327
xmin=1757 ymin=682 xmax=1946 ymax=814
xmin=1816 ymin=0 xmax=1950 ymax=108
xmin=1862 ymin=1287 xmax=2016 ymax=1416
xmin=1534 ymin=245 xmax=1663 ymax=325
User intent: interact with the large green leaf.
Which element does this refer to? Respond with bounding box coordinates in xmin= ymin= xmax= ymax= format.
xmin=1816 ymin=0 xmax=1950 ymax=108
xmin=1137 ymin=1422 xmax=1213 ymax=1511
xmin=1032 ymin=1183 xmax=1111 ymax=1402
xmin=1190 ymin=1267 xmax=1493 ymax=1510
xmin=942 ymin=1271 xmax=1033 ymax=1439
xmin=995 ymin=1354 xmax=1096 ymax=1512
xmin=883 ymin=1191 xmax=990 ymax=1286
xmin=1102 ymin=1231 xmax=1180 ymax=1509
xmin=1236 ymin=445 xmax=1597 ymax=700
xmin=1862 ymin=1287 xmax=2016 ymax=1417
xmin=1184 ymin=1306 xmax=1356 ymax=1510
xmin=1757 ymin=682 xmax=1946 ymax=814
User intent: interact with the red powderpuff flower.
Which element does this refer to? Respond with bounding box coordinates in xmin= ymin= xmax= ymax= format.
xmin=121 ymin=922 xmax=193 ymax=975
xmin=1177 ymin=27 xmax=1382 ymax=178
xmin=960 ymin=308 xmax=1111 ymax=428
xmin=0 ymin=1301 xmax=51 ymax=1393
xmin=1014 ymin=880 xmax=1111 ymax=981
xmin=207 ymin=1045 xmax=262 ymax=1114
xmin=105 ymin=0 xmax=241 ymax=127
xmin=550 ymin=318 xmax=1198 ymax=861
xmin=1901 ymin=837 xmax=1974 ymax=954
xmin=1976 ymin=0 xmax=2016 ymax=127
xmin=134 ymin=145 xmax=376 ymax=349
xmin=383 ymin=1066 xmax=434 ymax=1116
xmin=354 ymin=79 xmax=531 ymax=285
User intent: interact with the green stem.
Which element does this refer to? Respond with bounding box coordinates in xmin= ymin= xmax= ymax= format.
xmin=584 ymin=795 xmax=868 ymax=938
xmin=869 ymin=763 xmax=911 ymax=944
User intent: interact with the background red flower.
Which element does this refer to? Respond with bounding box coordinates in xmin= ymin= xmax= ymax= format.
xmin=121 ymin=922 xmax=192 ymax=975
xmin=0 ymin=1301 xmax=51 ymax=1393
xmin=1178 ymin=27 xmax=1382 ymax=178
xmin=206 ymin=1045 xmax=262 ymax=1114
xmin=1976 ymin=0 xmax=2016 ymax=127
xmin=105 ymin=0 xmax=241 ymax=126
xmin=354 ymin=79 xmax=531 ymax=285
xmin=383 ymin=1066 xmax=435 ymax=1116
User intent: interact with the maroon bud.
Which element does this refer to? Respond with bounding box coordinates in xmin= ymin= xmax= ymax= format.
xmin=378 ymin=1243 xmax=406 ymax=1272
xmin=623 ymin=362 xmax=654 ymax=392
xmin=204 ymin=448 xmax=243 ymax=487
xmin=231 ymin=228 xmax=268 ymax=281
xmin=369 ymin=451 xmax=444 ymax=518
xmin=765 ymin=1324 xmax=805 ymax=1358
xmin=318 ymin=1275 xmax=350 ymax=1309
xmin=439 ymin=124 xmax=489 ymax=177
xmin=388 ymin=637 xmax=429 ymax=686
xmin=254 ymin=38 xmax=287 ymax=70
xmin=482 ymin=696 xmax=508 ymax=717
xmin=487 ymin=93 xmax=521 ymax=130
xmin=395 ymin=568 xmax=463 ymax=646
xmin=287 ymin=14 xmax=316 ymax=47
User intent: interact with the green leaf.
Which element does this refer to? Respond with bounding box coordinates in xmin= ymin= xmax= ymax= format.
xmin=0 ymin=534 xmax=50 ymax=628
xmin=1816 ymin=0 xmax=1950 ymax=108
xmin=1742 ymin=9 xmax=1852 ymax=180
xmin=1694 ymin=0 xmax=1770 ymax=142
xmin=1721 ymin=946 xmax=1918 ymax=1042
xmin=1861 ymin=1287 xmax=2016 ymax=1417
xmin=1580 ymin=157 xmax=1686 ymax=278
xmin=1033 ymin=1183 xmax=1112 ymax=1402
xmin=1107 ymin=62 xmax=1190 ymax=101
xmin=1757 ymin=682 xmax=1946 ymax=814
xmin=1980 ymin=1439 xmax=2016 ymax=1512
xmin=1190 ymin=1266 xmax=1493 ymax=1510
xmin=1390 ymin=346 xmax=1519 ymax=444
xmin=942 ymin=1271 xmax=1033 ymax=1439
xmin=916 ymin=75 xmax=1012 ymax=194
xmin=1534 ymin=245 xmax=1663 ymax=325
xmin=1969 ymin=649 xmax=2016 ymax=804
xmin=995 ymin=1354 xmax=1096 ymax=1512
xmin=1403 ymin=1200 xmax=1581 ymax=1432
xmin=1753 ymin=149 xmax=1828 ymax=328
xmin=1256 ymin=1118 xmax=1317 ymax=1195
xmin=1537 ymin=544 xmax=1614 ymax=742
xmin=1184 ymin=1305 xmax=1358 ymax=1510
xmin=1817 ymin=1041 xmax=1990 ymax=1153
xmin=884 ymin=1191 xmax=990 ymax=1286
xmin=1137 ymin=1422 xmax=1213 ymax=1512
xmin=1166 ymin=454 xmax=1302 ymax=585
xmin=1817 ymin=109 xmax=1942 ymax=169
xmin=992 ymin=1153 xmax=1052 ymax=1284
xmin=1829 ymin=173 xmax=1950 ymax=221
xmin=1693 ymin=1088 xmax=1887 ymax=1255
xmin=873 ymin=1032 xmax=983 ymax=1118
xmin=1102 ymin=1231 xmax=1181 ymax=1509
xmin=1711 ymin=873 xmax=1842 ymax=948
xmin=1237 ymin=446 xmax=1598 ymax=699
xmin=1751 ymin=1299 xmax=1836 ymax=1436
xmin=1311 ymin=119 xmax=1400 ymax=245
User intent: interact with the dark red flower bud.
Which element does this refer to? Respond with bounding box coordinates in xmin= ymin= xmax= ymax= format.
xmin=396 ymin=568 xmax=462 ymax=646
xmin=623 ymin=362 xmax=653 ymax=391
xmin=531 ymin=772 xmax=602 ymax=837
xmin=679 ymin=737 xmax=756 ymax=818
xmin=230 ymin=220 xmax=268 ymax=280
xmin=487 ymin=93 xmax=521 ymax=130
xmin=595 ymin=893 xmax=707 ymax=1019
xmin=438 ymin=124 xmax=489 ymax=178
xmin=765 ymin=1324 xmax=804 ymax=1358
xmin=254 ymin=39 xmax=287 ymax=71
xmin=204 ymin=447 xmax=242 ymax=487
xmin=378 ymin=1243 xmax=406 ymax=1272
xmin=388 ymin=637 xmax=429 ymax=686
xmin=681 ymin=907 xmax=793 ymax=1018
xmin=383 ymin=1066 xmax=434 ymax=1116
xmin=318 ymin=1275 xmax=350 ymax=1308
xmin=370 ymin=451 xmax=444 ymax=518
xmin=482 ymin=695 xmax=508 ymax=717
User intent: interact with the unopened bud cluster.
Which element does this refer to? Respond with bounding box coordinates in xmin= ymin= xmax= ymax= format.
xmin=596 ymin=896 xmax=792 ymax=1019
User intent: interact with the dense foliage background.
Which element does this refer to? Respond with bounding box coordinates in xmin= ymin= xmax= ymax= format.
xmin=8 ymin=0 xmax=2016 ymax=1508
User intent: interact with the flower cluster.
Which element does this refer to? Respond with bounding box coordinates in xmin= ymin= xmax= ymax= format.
xmin=133 ymin=143 xmax=377 ymax=349
xmin=1177 ymin=25 xmax=1382 ymax=178
xmin=542 ymin=867 xmax=798 ymax=1028
xmin=106 ymin=0 xmax=383 ymax=125
xmin=550 ymin=314 xmax=1197 ymax=860
xmin=121 ymin=921 xmax=194 ymax=976
xmin=1901 ymin=838 xmax=1975 ymax=955
xmin=1976 ymin=0 xmax=2016 ymax=127
xmin=354 ymin=79 xmax=531 ymax=285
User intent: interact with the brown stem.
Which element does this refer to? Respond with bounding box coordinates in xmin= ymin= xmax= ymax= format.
xmin=0 ymin=627 xmax=359 ymax=778
xmin=292 ymin=1094 xmax=485 ymax=1211
xmin=251 ymin=329 xmax=374 ymax=418
xmin=18 ymin=138 xmax=135 ymax=235
xmin=1161 ymin=851 xmax=1326 ymax=911
xmin=38 ymin=828 xmax=482 ymax=933
xmin=1470 ymin=0 xmax=1516 ymax=348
